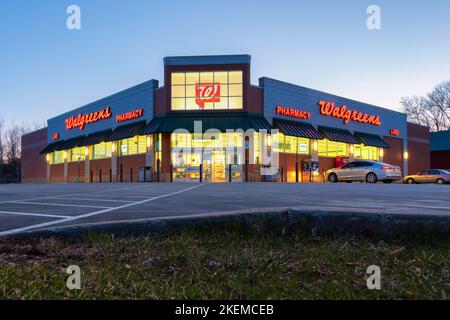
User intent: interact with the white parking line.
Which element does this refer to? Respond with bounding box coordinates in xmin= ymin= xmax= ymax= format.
xmin=0 ymin=184 xmax=206 ymax=237
xmin=6 ymin=201 xmax=113 ymax=209
xmin=0 ymin=211 xmax=70 ymax=219
xmin=46 ymin=197 xmax=135 ymax=203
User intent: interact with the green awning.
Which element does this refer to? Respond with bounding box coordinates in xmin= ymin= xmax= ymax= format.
xmin=40 ymin=141 xmax=65 ymax=154
xmin=141 ymin=113 xmax=272 ymax=134
xmin=105 ymin=121 xmax=146 ymax=142
xmin=319 ymin=126 xmax=360 ymax=144
xmin=355 ymin=132 xmax=390 ymax=148
xmin=273 ymin=118 xmax=323 ymax=140
xmin=78 ymin=130 xmax=112 ymax=147
xmin=55 ymin=136 xmax=85 ymax=151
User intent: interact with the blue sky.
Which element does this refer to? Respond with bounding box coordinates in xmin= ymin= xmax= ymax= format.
xmin=0 ymin=0 xmax=449 ymax=127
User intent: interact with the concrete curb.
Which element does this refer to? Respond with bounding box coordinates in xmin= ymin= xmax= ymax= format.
xmin=10 ymin=208 xmax=450 ymax=239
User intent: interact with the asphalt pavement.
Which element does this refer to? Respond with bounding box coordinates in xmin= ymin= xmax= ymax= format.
xmin=0 ymin=182 xmax=449 ymax=237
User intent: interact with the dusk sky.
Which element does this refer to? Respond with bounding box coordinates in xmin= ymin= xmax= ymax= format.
xmin=0 ymin=0 xmax=449 ymax=128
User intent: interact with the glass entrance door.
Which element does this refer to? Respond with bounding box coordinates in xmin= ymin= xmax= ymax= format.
xmin=211 ymin=151 xmax=226 ymax=183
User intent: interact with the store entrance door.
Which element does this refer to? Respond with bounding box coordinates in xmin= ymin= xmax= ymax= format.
xmin=211 ymin=151 xmax=226 ymax=183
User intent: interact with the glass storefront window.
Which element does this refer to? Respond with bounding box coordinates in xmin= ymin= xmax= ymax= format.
xmin=318 ymin=139 xmax=349 ymax=157
xmin=354 ymin=144 xmax=380 ymax=161
xmin=119 ymin=136 xmax=147 ymax=156
xmin=171 ymin=71 xmax=243 ymax=110
xmin=51 ymin=151 xmax=64 ymax=164
xmin=92 ymin=142 xmax=112 ymax=160
xmin=70 ymin=147 xmax=85 ymax=163
xmin=272 ymin=132 xmax=310 ymax=155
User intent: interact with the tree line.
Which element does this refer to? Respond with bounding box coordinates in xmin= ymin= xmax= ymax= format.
xmin=401 ymin=80 xmax=450 ymax=132
xmin=0 ymin=117 xmax=44 ymax=183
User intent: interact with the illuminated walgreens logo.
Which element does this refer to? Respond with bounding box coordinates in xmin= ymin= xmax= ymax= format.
xmin=116 ymin=109 xmax=144 ymax=122
xmin=65 ymin=106 xmax=112 ymax=130
xmin=276 ymin=106 xmax=311 ymax=120
xmin=390 ymin=129 xmax=400 ymax=136
xmin=319 ymin=100 xmax=381 ymax=126
xmin=195 ymin=83 xmax=220 ymax=109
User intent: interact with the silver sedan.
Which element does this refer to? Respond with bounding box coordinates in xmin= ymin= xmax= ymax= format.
xmin=326 ymin=161 xmax=402 ymax=184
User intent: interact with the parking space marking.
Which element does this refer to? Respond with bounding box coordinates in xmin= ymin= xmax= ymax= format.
xmin=6 ymin=201 xmax=113 ymax=209
xmin=46 ymin=197 xmax=136 ymax=203
xmin=0 ymin=211 xmax=70 ymax=219
xmin=0 ymin=184 xmax=206 ymax=237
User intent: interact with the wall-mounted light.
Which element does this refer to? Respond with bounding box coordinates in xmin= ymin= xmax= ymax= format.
xmin=313 ymin=141 xmax=318 ymax=151
xmin=112 ymin=142 xmax=116 ymax=153
xmin=379 ymin=149 xmax=384 ymax=158
xmin=85 ymin=147 xmax=89 ymax=157
xmin=46 ymin=154 xmax=50 ymax=162
xmin=404 ymin=151 xmax=409 ymax=160
xmin=267 ymin=135 xmax=272 ymax=147
xmin=350 ymin=145 xmax=354 ymax=154
xmin=63 ymin=151 xmax=67 ymax=160
xmin=147 ymin=136 xmax=151 ymax=148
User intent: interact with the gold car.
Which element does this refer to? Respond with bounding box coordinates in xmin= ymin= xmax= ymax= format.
xmin=404 ymin=169 xmax=450 ymax=185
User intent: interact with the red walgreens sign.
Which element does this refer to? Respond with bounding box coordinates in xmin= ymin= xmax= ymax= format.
xmin=390 ymin=129 xmax=400 ymax=136
xmin=195 ymin=83 xmax=221 ymax=109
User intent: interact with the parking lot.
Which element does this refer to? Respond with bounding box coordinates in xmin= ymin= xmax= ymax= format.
xmin=0 ymin=182 xmax=449 ymax=237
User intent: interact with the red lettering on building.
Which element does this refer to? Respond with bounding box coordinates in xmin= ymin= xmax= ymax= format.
xmin=390 ymin=129 xmax=400 ymax=136
xmin=318 ymin=100 xmax=381 ymax=126
xmin=275 ymin=106 xmax=311 ymax=120
xmin=195 ymin=83 xmax=221 ymax=109
xmin=65 ymin=106 xmax=112 ymax=130
xmin=116 ymin=109 xmax=144 ymax=122
xmin=52 ymin=133 xmax=59 ymax=140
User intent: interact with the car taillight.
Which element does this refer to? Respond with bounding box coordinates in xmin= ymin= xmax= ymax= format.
xmin=380 ymin=166 xmax=392 ymax=170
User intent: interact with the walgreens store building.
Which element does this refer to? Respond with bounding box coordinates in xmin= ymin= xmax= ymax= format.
xmin=21 ymin=55 xmax=430 ymax=184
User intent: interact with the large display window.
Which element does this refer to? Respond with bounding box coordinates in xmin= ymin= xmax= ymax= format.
xmin=92 ymin=142 xmax=113 ymax=160
xmin=354 ymin=144 xmax=380 ymax=161
xmin=119 ymin=136 xmax=147 ymax=156
xmin=69 ymin=147 xmax=86 ymax=163
xmin=171 ymin=71 xmax=243 ymax=110
xmin=51 ymin=151 xmax=64 ymax=164
xmin=272 ymin=132 xmax=311 ymax=155
xmin=318 ymin=139 xmax=349 ymax=157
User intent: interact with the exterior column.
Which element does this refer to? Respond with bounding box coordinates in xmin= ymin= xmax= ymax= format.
xmin=403 ymin=139 xmax=409 ymax=176
xmin=379 ymin=148 xmax=384 ymax=163
xmin=111 ymin=142 xmax=118 ymax=182
xmin=46 ymin=155 xmax=51 ymax=183
xmin=311 ymin=140 xmax=319 ymax=183
xmin=349 ymin=144 xmax=355 ymax=161
xmin=63 ymin=151 xmax=68 ymax=183
xmin=85 ymin=146 xmax=90 ymax=183
xmin=146 ymin=135 xmax=154 ymax=168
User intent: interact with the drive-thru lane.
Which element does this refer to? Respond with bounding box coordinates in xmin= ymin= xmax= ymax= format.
xmin=0 ymin=183 xmax=449 ymax=236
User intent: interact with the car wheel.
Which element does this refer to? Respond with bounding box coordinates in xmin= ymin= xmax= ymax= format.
xmin=406 ymin=178 xmax=415 ymax=184
xmin=436 ymin=178 xmax=445 ymax=185
xmin=366 ymin=173 xmax=378 ymax=184
xmin=328 ymin=173 xmax=338 ymax=183
xmin=383 ymin=180 xmax=393 ymax=184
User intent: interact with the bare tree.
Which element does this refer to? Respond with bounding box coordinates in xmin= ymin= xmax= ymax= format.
xmin=401 ymin=80 xmax=450 ymax=132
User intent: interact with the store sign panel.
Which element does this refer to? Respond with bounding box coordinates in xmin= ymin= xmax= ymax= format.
xmin=116 ymin=109 xmax=144 ymax=123
xmin=275 ymin=106 xmax=311 ymax=120
xmin=65 ymin=106 xmax=112 ymax=130
xmin=52 ymin=133 xmax=60 ymax=141
xmin=390 ymin=129 xmax=400 ymax=136
xmin=195 ymin=83 xmax=221 ymax=109
xmin=319 ymin=100 xmax=381 ymax=126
